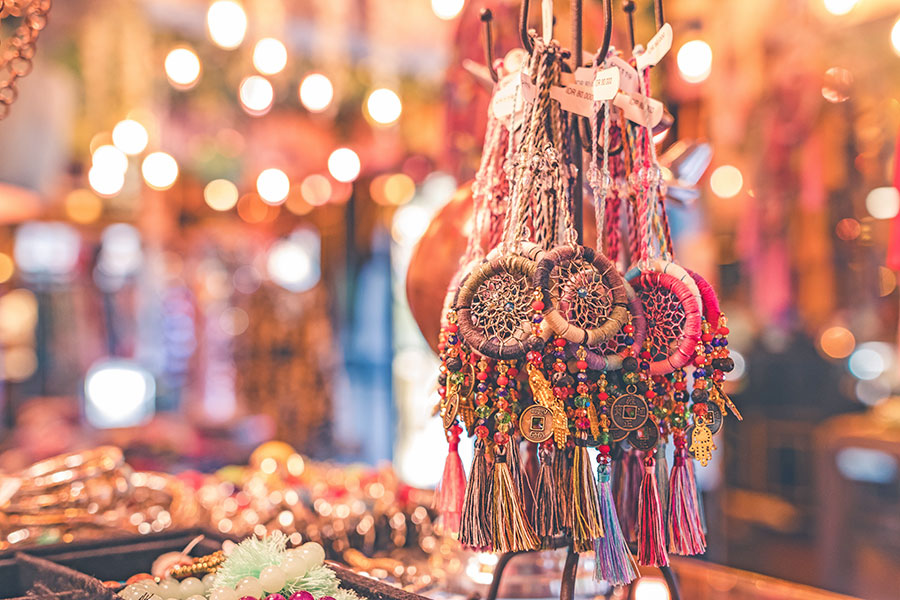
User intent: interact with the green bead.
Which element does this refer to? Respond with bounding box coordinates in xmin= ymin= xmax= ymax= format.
xmin=574 ymin=395 xmax=590 ymax=408
xmin=495 ymin=412 xmax=512 ymax=424
xmin=599 ymin=432 xmax=609 ymax=444
xmin=476 ymin=405 xmax=492 ymax=418
xmin=510 ymin=402 xmax=522 ymax=414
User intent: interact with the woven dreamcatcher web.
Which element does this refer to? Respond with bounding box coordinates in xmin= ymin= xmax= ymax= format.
xmin=456 ymin=41 xmax=563 ymax=359
xmin=627 ymin=270 xmax=701 ymax=375
xmin=582 ymin=281 xmax=647 ymax=371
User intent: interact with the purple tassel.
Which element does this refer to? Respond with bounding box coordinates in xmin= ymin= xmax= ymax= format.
xmin=667 ymin=443 xmax=707 ymax=555
xmin=594 ymin=460 xmax=639 ymax=585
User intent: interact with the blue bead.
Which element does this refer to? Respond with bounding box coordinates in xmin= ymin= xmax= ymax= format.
xmin=497 ymin=388 xmax=508 ymax=397
xmin=533 ymin=315 xmax=543 ymax=323
xmin=721 ymin=339 xmax=728 ymax=346
xmin=477 ymin=383 xmax=487 ymax=392
xmin=447 ymin=335 xmax=457 ymax=344
xmin=576 ymin=373 xmax=588 ymax=381
xmin=624 ymin=336 xmax=634 ymax=345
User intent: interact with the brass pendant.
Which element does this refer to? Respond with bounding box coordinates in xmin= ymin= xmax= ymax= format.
xmin=527 ymin=363 xmax=569 ymax=448
xmin=520 ymin=404 xmax=554 ymax=443
xmin=689 ymin=415 xmax=716 ymax=467
xmin=627 ymin=416 xmax=659 ymax=451
xmin=442 ymin=392 xmax=460 ymax=430
xmin=610 ymin=387 xmax=649 ymax=431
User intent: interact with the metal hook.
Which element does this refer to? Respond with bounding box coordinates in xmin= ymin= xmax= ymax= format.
xmin=576 ymin=0 xmax=613 ymax=150
xmin=480 ymin=8 xmax=499 ymax=83
xmin=598 ymin=0 xmax=613 ymax=65
xmin=519 ymin=0 xmax=534 ymax=53
xmin=623 ymin=0 xmax=636 ymax=50
xmin=654 ymin=0 xmax=664 ymax=31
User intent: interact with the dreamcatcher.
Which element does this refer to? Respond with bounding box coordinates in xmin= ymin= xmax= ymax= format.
xmin=427 ymin=7 xmax=743 ymax=590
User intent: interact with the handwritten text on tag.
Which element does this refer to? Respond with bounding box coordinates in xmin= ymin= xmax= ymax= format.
xmin=635 ymin=23 xmax=672 ymax=70
xmin=593 ymin=67 xmax=620 ymax=100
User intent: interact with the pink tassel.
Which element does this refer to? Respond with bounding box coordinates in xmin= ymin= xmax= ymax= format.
xmin=667 ymin=441 xmax=707 ymax=555
xmin=637 ymin=454 xmax=669 ymax=567
xmin=615 ymin=448 xmax=644 ymax=542
xmin=434 ymin=424 xmax=467 ymax=534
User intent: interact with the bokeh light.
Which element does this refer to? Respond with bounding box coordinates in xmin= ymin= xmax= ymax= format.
xmin=823 ymin=0 xmax=857 ymax=16
xmin=85 ymin=359 xmax=156 ymax=428
xmin=0 ymin=253 xmax=13 ymax=284
xmin=300 ymin=174 xmax=332 ymax=206
xmin=253 ymin=38 xmax=288 ymax=75
xmin=204 ymin=179 xmax=239 ymax=211
xmin=141 ymin=152 xmax=179 ymax=190
xmin=267 ymin=229 xmax=321 ymax=292
xmin=112 ymin=119 xmax=149 ymax=155
xmin=88 ymin=165 xmax=125 ymax=197
xmin=820 ymin=326 xmax=856 ymax=359
xmin=256 ymin=168 xmax=290 ymax=205
xmin=239 ymin=76 xmax=274 ymax=115
xmin=92 ymin=144 xmax=128 ymax=174
xmin=892 ymin=17 xmax=900 ymax=56
xmin=207 ymin=0 xmax=247 ymax=50
xmin=431 ymin=0 xmax=464 ymax=20
xmin=65 ymin=189 xmax=103 ymax=224
xmin=710 ymin=165 xmax=743 ymax=198
xmin=299 ymin=73 xmax=334 ymax=112
xmin=865 ymin=186 xmax=900 ymax=219
xmin=676 ymin=40 xmax=713 ymax=83
xmin=328 ymin=148 xmax=361 ymax=183
xmin=878 ymin=266 xmax=896 ymax=296
xmin=634 ymin=577 xmax=670 ymax=600
xmin=822 ymin=67 xmax=852 ymax=103
xmin=237 ymin=193 xmax=279 ymax=223
xmin=164 ymin=47 xmax=201 ymax=89
xmin=848 ymin=347 xmax=885 ymax=380
xmin=365 ymin=88 xmax=402 ymax=125
xmin=835 ymin=218 xmax=861 ymax=240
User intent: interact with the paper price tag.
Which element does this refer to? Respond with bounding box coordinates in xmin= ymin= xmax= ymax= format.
xmin=593 ymin=67 xmax=620 ymax=100
xmin=609 ymin=55 xmax=639 ymax=94
xmin=613 ymin=91 xmax=664 ymax=127
xmin=635 ymin=23 xmax=672 ymax=70
xmin=491 ymin=72 xmax=524 ymax=120
xmin=550 ymin=81 xmax=595 ymax=118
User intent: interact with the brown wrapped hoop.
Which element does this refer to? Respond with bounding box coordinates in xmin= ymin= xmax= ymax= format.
xmin=533 ymin=245 xmax=628 ymax=346
xmin=456 ymin=253 xmax=543 ymax=360
xmin=584 ymin=280 xmax=647 ymax=370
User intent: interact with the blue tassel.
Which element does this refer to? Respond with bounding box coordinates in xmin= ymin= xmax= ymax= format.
xmin=594 ymin=461 xmax=639 ymax=586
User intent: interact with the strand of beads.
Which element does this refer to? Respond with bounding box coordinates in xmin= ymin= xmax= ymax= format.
xmin=474 ymin=357 xmax=494 ymax=440
xmin=494 ymin=361 xmax=514 ymax=446
xmin=573 ymin=346 xmax=595 ymax=439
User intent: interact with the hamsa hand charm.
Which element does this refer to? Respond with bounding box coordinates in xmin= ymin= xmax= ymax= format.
xmin=689 ymin=415 xmax=717 ymax=467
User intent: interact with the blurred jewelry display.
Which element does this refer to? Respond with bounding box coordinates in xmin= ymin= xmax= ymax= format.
xmin=430 ymin=7 xmax=742 ymax=590
xmin=0 ymin=0 xmax=51 ymax=120
xmin=117 ymin=532 xmax=359 ymax=600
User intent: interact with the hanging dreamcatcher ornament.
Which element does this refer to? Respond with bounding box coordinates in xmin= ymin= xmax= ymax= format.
xmin=0 ymin=0 xmax=51 ymax=120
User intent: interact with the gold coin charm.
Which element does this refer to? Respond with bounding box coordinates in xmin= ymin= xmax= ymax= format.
xmin=689 ymin=415 xmax=716 ymax=467
xmin=610 ymin=392 xmax=649 ymax=431
xmin=520 ymin=404 xmax=554 ymax=443
xmin=442 ymin=392 xmax=460 ymax=430
xmin=628 ymin=416 xmax=659 ymax=451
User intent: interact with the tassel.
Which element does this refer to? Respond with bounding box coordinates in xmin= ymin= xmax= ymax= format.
xmin=594 ymin=460 xmax=640 ymax=585
xmin=434 ymin=425 xmax=467 ymax=535
xmin=667 ymin=442 xmax=707 ymax=556
xmin=459 ymin=439 xmax=492 ymax=548
xmin=532 ymin=444 xmax=562 ymax=547
xmin=491 ymin=444 xmax=540 ymax=552
xmin=656 ymin=442 xmax=669 ymax=530
xmin=507 ymin=438 xmax=535 ymax=522
xmin=616 ymin=448 xmax=644 ymax=543
xmin=637 ymin=453 xmax=669 ymax=567
xmin=687 ymin=454 xmax=708 ymax=534
xmin=554 ymin=444 xmax=573 ymax=531
xmin=571 ymin=439 xmax=604 ymax=553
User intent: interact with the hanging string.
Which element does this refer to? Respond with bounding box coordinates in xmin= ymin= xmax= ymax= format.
xmin=588 ymin=98 xmax=612 ymax=253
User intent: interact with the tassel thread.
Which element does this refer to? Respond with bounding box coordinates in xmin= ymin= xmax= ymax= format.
xmin=637 ymin=454 xmax=669 ymax=567
xmin=594 ymin=461 xmax=640 ymax=585
xmin=459 ymin=439 xmax=492 ymax=548
xmin=667 ymin=442 xmax=707 ymax=556
xmin=572 ymin=440 xmax=604 ymax=553
xmin=434 ymin=424 xmax=467 ymax=535
xmin=533 ymin=443 xmax=563 ymax=548
xmin=491 ymin=446 xmax=540 ymax=552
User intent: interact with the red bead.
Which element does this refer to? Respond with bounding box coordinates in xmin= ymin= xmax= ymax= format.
xmin=675 ymin=381 xmax=687 ymax=391
xmin=575 ymin=417 xmax=590 ymax=429
xmin=476 ymin=393 xmax=488 ymax=405
xmin=553 ymin=362 xmax=566 ymax=372
xmin=493 ymin=432 xmax=509 ymax=445
xmin=598 ymin=392 xmax=609 ymax=401
xmin=624 ymin=324 xmax=634 ymax=334
xmin=476 ymin=372 xmax=488 ymax=381
xmin=438 ymin=387 xmax=446 ymax=397
xmin=577 ymin=383 xmax=589 ymax=394
xmin=641 ymin=351 xmax=652 ymax=360
xmin=718 ymin=327 xmax=730 ymax=335
xmin=574 ymin=408 xmax=587 ymax=418
xmin=497 ymin=375 xmax=508 ymax=386
xmin=447 ymin=324 xmax=458 ymax=333
xmin=475 ymin=425 xmax=489 ymax=438
xmin=532 ymin=301 xmax=545 ymax=311
xmin=437 ymin=343 xmax=446 ymax=352
xmin=496 ymin=399 xmax=509 ymax=411
xmin=713 ymin=371 xmax=725 ymax=381
xmin=646 ymin=390 xmax=656 ymax=399
xmin=555 ymin=338 xmax=567 ymax=347
xmin=507 ymin=368 xmax=519 ymax=378
xmin=576 ymin=360 xmax=588 ymax=370
xmin=598 ymin=444 xmax=610 ymax=453
xmin=527 ymin=351 xmax=541 ymax=362
xmin=701 ymin=333 xmax=713 ymax=342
